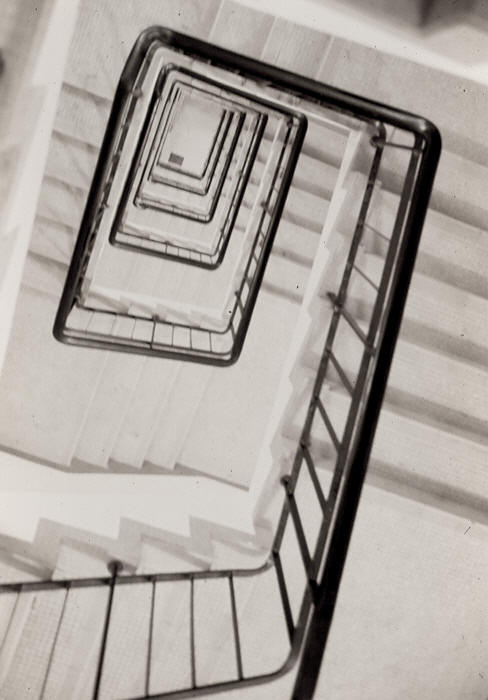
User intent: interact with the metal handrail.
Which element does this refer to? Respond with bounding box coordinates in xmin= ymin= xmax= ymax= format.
xmin=53 ymin=41 xmax=307 ymax=365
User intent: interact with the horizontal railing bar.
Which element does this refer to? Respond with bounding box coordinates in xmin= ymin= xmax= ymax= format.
xmin=370 ymin=135 xmax=417 ymax=150
xmin=0 ymin=561 xmax=275 ymax=595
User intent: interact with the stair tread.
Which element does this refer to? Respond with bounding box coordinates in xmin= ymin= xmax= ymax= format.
xmin=30 ymin=216 xmax=75 ymax=266
xmin=65 ymin=0 xmax=221 ymax=101
xmin=179 ymin=289 xmax=302 ymax=488
xmin=261 ymin=17 xmax=333 ymax=78
xmin=54 ymin=82 xmax=110 ymax=149
xmin=209 ymin=1 xmax=274 ymax=59
xmin=308 ymin=315 xmax=488 ymax=436
xmin=286 ymin=369 xmax=488 ymax=505
xmin=22 ymin=252 xmax=67 ymax=298
xmin=272 ymin=218 xmax=320 ymax=266
xmin=368 ymin=182 xmax=488 ymax=299
xmin=36 ymin=175 xmax=86 ymax=231
xmin=73 ymin=350 xmax=146 ymax=469
xmin=351 ymin=251 xmax=488 ymax=364
xmin=145 ymin=362 xmax=214 ymax=470
xmin=44 ymin=130 xmax=99 ymax=191
xmin=0 ymin=287 xmax=106 ymax=466
xmin=317 ymin=35 xmax=488 ymax=166
xmin=110 ymin=358 xmax=182 ymax=469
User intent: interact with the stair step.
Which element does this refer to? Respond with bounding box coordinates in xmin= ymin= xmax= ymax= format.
xmin=40 ymin=585 xmax=109 ymax=699
xmin=377 ymin=145 xmax=488 ymax=234
xmin=350 ymin=251 xmax=488 ymax=365
xmin=136 ymin=538 xmax=209 ymax=575
xmin=44 ymin=130 xmax=99 ymax=191
xmin=37 ymin=175 xmax=86 ymax=231
xmin=193 ymin=576 xmax=240 ymax=685
xmin=98 ymin=580 xmax=155 ymax=699
xmin=280 ymin=186 xmax=330 ymax=233
xmin=29 ymin=216 xmax=75 ymax=266
xmin=22 ymin=252 xmax=68 ymax=298
xmin=233 ymin=566 xmax=290 ymax=678
xmin=209 ymin=1 xmax=274 ymax=58
xmin=431 ymin=149 xmax=488 ymax=232
xmin=301 ymin=118 xmax=351 ymax=167
xmin=285 ymin=376 xmax=488 ymax=508
xmin=289 ymin=148 xmax=340 ymax=199
xmin=366 ymin=186 xmax=488 ymax=300
xmin=54 ymin=83 xmax=111 ymax=149
xmin=87 ymin=217 xmax=250 ymax=321
xmin=261 ymin=16 xmax=333 ymax=78
xmin=110 ymin=358 xmax=182 ymax=469
xmin=145 ymin=362 xmax=214 ymax=471
xmin=53 ymin=540 xmax=111 ymax=579
xmin=0 ymin=287 xmax=106 ymax=466
xmin=308 ymin=316 xmax=488 ymax=439
xmin=148 ymin=580 xmax=193 ymax=694
xmin=0 ymin=592 xmax=33 ymax=688
xmin=72 ymin=350 xmax=146 ymax=469
xmin=65 ymin=0 xmax=221 ymax=101
xmin=179 ymin=289 xmax=302 ymax=488
xmin=272 ymin=218 xmax=320 ymax=267
xmin=257 ymin=135 xmax=341 ymax=196
xmin=317 ymin=36 xmax=488 ymax=165
xmin=0 ymin=588 xmax=66 ymax=698
xmin=263 ymin=253 xmax=311 ymax=304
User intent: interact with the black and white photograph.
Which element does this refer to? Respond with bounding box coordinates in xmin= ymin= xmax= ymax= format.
xmin=0 ymin=1 xmax=486 ymax=698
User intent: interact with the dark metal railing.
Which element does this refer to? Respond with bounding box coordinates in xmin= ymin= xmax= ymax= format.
xmin=7 ymin=26 xmax=441 ymax=700
xmin=53 ymin=47 xmax=307 ymax=365
xmin=112 ymin=77 xmax=266 ymax=267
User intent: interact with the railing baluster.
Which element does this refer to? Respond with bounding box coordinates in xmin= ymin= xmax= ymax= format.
xmin=150 ymin=319 xmax=157 ymax=349
xmin=93 ymin=561 xmax=121 ymax=700
xmin=145 ymin=580 xmax=156 ymax=698
xmin=40 ymin=585 xmax=70 ymax=700
xmin=282 ymin=477 xmax=313 ymax=579
xmin=272 ymin=552 xmax=294 ymax=643
xmin=228 ymin=574 xmax=244 ymax=681
xmin=190 ymin=577 xmax=196 ymax=689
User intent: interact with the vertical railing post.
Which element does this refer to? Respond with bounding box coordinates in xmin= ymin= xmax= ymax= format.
xmin=92 ymin=561 xmax=122 ymax=700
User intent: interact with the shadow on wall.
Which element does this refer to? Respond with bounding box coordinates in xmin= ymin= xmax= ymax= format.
xmin=326 ymin=0 xmax=474 ymax=29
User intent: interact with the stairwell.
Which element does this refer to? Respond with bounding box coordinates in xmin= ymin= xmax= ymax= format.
xmin=0 ymin=1 xmax=487 ymax=698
